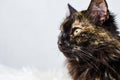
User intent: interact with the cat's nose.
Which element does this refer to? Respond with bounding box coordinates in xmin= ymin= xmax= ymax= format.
xmin=58 ymin=40 xmax=62 ymax=46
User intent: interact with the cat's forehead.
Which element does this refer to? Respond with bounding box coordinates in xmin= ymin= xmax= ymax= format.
xmin=72 ymin=11 xmax=85 ymax=19
xmin=76 ymin=12 xmax=84 ymax=17
xmin=60 ymin=11 xmax=90 ymax=32
xmin=72 ymin=12 xmax=91 ymax=26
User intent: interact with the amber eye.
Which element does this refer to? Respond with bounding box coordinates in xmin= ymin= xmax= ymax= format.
xmin=74 ymin=29 xmax=81 ymax=36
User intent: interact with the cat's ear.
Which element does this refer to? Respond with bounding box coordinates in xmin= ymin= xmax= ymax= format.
xmin=68 ymin=4 xmax=77 ymax=16
xmin=87 ymin=0 xmax=109 ymax=24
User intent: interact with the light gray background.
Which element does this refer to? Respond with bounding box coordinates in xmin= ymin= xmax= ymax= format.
xmin=0 ymin=0 xmax=120 ymax=71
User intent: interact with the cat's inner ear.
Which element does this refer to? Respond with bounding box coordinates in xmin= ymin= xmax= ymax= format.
xmin=87 ymin=0 xmax=109 ymax=24
xmin=68 ymin=4 xmax=77 ymax=16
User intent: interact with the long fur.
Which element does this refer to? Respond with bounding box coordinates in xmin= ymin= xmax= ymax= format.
xmin=58 ymin=0 xmax=120 ymax=80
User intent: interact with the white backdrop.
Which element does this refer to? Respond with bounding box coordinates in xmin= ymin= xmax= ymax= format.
xmin=0 ymin=0 xmax=120 ymax=72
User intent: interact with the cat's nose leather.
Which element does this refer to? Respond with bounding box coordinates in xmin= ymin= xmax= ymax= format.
xmin=58 ymin=40 xmax=62 ymax=46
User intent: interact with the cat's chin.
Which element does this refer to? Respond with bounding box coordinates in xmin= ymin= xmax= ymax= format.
xmin=58 ymin=39 xmax=82 ymax=58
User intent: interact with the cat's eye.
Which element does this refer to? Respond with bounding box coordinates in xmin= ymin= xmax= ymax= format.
xmin=74 ymin=29 xmax=81 ymax=36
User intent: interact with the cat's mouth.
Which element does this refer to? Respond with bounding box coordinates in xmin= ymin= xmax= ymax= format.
xmin=58 ymin=34 xmax=97 ymax=59
xmin=58 ymin=36 xmax=73 ymax=53
xmin=58 ymin=32 xmax=84 ymax=56
xmin=58 ymin=30 xmax=111 ymax=60
xmin=58 ymin=38 xmax=83 ymax=58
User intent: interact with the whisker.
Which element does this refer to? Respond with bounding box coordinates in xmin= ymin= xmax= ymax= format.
xmin=75 ymin=50 xmax=99 ymax=70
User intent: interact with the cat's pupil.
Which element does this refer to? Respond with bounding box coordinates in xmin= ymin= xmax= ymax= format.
xmin=73 ymin=29 xmax=81 ymax=36
xmin=76 ymin=30 xmax=78 ymax=32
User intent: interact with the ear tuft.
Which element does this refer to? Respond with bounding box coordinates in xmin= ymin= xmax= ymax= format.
xmin=68 ymin=4 xmax=77 ymax=16
xmin=87 ymin=0 xmax=109 ymax=25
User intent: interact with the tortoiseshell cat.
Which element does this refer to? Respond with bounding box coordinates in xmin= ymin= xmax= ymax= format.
xmin=58 ymin=0 xmax=120 ymax=80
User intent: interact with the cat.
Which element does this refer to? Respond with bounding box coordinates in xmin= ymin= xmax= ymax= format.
xmin=58 ymin=0 xmax=120 ymax=80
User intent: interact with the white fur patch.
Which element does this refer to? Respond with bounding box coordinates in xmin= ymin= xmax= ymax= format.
xmin=0 ymin=65 xmax=71 ymax=80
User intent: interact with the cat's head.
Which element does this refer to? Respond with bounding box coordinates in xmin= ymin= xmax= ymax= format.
xmin=58 ymin=0 xmax=118 ymax=58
